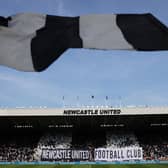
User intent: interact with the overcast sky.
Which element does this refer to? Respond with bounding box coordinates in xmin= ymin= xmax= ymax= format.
xmin=1 ymin=0 xmax=168 ymax=108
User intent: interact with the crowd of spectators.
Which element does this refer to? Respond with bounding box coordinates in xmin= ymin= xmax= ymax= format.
xmin=37 ymin=132 xmax=72 ymax=149
xmin=0 ymin=133 xmax=39 ymax=162
xmin=138 ymin=133 xmax=168 ymax=161
xmin=142 ymin=143 xmax=168 ymax=161
xmin=106 ymin=131 xmax=139 ymax=148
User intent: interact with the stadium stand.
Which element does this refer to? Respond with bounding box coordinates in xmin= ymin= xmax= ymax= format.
xmin=0 ymin=107 xmax=167 ymax=162
xmin=0 ymin=129 xmax=167 ymax=162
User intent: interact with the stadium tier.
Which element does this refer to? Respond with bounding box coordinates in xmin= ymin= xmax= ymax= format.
xmin=0 ymin=106 xmax=167 ymax=162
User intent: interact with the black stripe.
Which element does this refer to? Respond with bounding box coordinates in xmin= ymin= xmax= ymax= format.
xmin=0 ymin=16 xmax=10 ymax=27
xmin=31 ymin=15 xmax=82 ymax=72
xmin=116 ymin=13 xmax=168 ymax=51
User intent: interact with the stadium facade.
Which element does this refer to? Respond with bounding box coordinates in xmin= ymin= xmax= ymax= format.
xmin=0 ymin=106 xmax=167 ymax=130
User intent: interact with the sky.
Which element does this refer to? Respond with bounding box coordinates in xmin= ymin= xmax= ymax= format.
xmin=0 ymin=0 xmax=168 ymax=108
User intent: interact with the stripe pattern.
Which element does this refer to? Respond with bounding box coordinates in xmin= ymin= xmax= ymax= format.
xmin=0 ymin=13 xmax=168 ymax=72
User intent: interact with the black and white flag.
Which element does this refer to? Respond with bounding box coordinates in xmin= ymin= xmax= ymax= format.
xmin=0 ymin=13 xmax=168 ymax=72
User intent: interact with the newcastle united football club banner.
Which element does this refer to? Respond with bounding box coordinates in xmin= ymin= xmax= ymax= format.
xmin=41 ymin=147 xmax=143 ymax=162
xmin=95 ymin=147 xmax=143 ymax=161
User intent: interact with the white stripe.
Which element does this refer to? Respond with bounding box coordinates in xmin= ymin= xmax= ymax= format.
xmin=0 ymin=13 xmax=46 ymax=71
xmin=80 ymin=14 xmax=133 ymax=50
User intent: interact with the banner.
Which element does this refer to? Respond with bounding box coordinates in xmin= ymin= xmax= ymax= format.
xmin=41 ymin=147 xmax=143 ymax=162
xmin=41 ymin=149 xmax=91 ymax=161
xmin=95 ymin=147 xmax=143 ymax=161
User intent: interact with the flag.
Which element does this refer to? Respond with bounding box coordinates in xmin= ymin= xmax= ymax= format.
xmin=0 ymin=13 xmax=168 ymax=72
